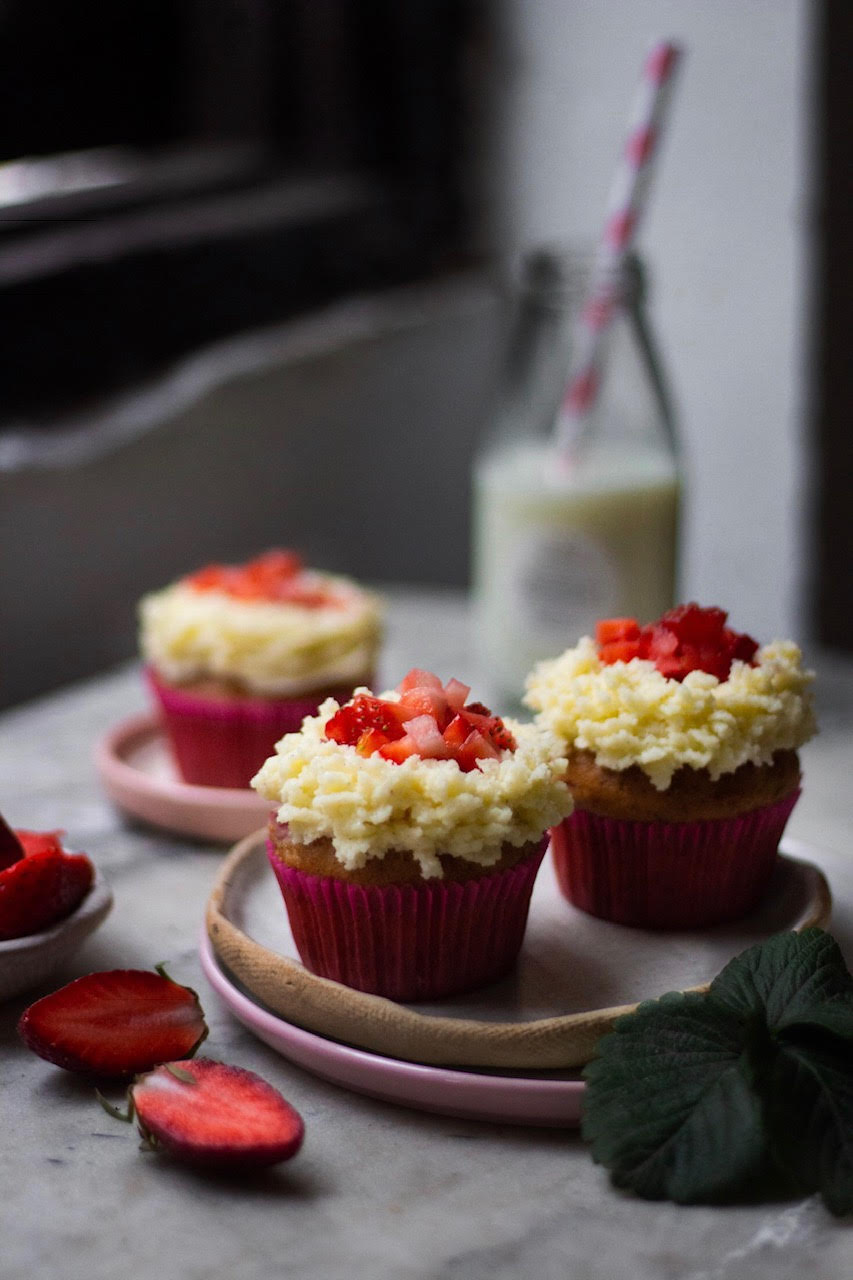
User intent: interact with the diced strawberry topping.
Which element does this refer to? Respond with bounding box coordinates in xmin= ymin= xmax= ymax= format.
xmin=325 ymin=668 xmax=517 ymax=771
xmin=325 ymin=694 xmax=407 ymax=746
xmin=444 ymin=678 xmax=471 ymax=711
xmin=595 ymin=604 xmax=759 ymax=682
xmin=595 ymin=617 xmax=641 ymax=645
xmin=397 ymin=668 xmax=444 ymax=693
xmin=185 ymin=549 xmax=344 ymax=608
xmin=0 ymin=827 xmax=94 ymax=941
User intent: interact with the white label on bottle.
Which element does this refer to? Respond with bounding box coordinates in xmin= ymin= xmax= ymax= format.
xmin=509 ymin=528 xmax=621 ymax=640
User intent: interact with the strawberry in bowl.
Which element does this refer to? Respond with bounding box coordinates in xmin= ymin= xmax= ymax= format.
xmin=0 ymin=815 xmax=111 ymax=1002
xmin=0 ymin=818 xmax=94 ymax=942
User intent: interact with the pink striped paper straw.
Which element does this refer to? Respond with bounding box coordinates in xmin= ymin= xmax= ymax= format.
xmin=554 ymin=40 xmax=682 ymax=457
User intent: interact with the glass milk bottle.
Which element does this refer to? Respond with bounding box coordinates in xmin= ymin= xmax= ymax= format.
xmin=472 ymin=247 xmax=681 ymax=710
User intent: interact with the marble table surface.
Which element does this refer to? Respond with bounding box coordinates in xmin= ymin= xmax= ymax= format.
xmin=2 ymin=588 xmax=852 ymax=1280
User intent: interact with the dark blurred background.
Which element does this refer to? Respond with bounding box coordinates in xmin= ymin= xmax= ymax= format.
xmin=0 ymin=0 xmax=850 ymax=708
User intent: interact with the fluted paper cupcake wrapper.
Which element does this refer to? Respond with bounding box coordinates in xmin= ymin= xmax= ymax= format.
xmin=266 ymin=838 xmax=547 ymax=1002
xmin=147 ymin=667 xmax=365 ymax=790
xmin=550 ymin=789 xmax=801 ymax=929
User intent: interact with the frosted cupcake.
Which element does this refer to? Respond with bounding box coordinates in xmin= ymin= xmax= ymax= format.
xmin=525 ymin=604 xmax=816 ymax=928
xmin=252 ymin=668 xmax=572 ymax=1000
xmin=139 ymin=550 xmax=383 ymax=789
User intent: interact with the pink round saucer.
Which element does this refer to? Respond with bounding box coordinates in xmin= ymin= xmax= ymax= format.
xmin=199 ymin=930 xmax=584 ymax=1127
xmin=94 ymin=714 xmax=269 ymax=843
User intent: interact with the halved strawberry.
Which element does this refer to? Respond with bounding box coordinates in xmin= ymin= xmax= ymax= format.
xmin=18 ymin=968 xmax=208 ymax=1077
xmin=0 ymin=835 xmax=93 ymax=941
xmin=126 ymin=1059 xmax=304 ymax=1169
xmin=0 ymin=815 xmax=24 ymax=872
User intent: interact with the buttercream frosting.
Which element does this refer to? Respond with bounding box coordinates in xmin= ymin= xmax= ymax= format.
xmin=251 ymin=694 xmax=573 ymax=878
xmin=524 ymin=637 xmax=816 ymax=790
xmin=139 ymin=575 xmax=382 ymax=696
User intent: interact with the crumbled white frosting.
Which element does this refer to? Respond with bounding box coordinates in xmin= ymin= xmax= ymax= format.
xmin=139 ymin=577 xmax=383 ymax=695
xmin=524 ymin=637 xmax=816 ymax=791
xmin=251 ymin=696 xmax=573 ymax=878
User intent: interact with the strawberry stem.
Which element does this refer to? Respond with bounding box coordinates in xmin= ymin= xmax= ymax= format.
xmin=96 ymin=1089 xmax=133 ymax=1124
xmin=164 ymin=1064 xmax=197 ymax=1085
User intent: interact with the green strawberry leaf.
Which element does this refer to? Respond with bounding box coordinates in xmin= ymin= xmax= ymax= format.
xmin=709 ymin=929 xmax=853 ymax=1038
xmin=582 ymin=992 xmax=768 ymax=1203
xmin=768 ymin=1040 xmax=853 ymax=1217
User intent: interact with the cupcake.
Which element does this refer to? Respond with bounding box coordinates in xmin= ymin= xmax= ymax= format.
xmin=524 ymin=604 xmax=816 ymax=929
xmin=252 ymin=668 xmax=572 ymax=1001
xmin=139 ymin=549 xmax=383 ymax=789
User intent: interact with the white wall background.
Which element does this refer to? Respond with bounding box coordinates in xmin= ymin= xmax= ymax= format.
xmin=484 ymin=0 xmax=813 ymax=641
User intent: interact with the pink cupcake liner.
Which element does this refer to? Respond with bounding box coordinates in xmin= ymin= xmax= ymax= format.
xmin=266 ymin=836 xmax=547 ymax=1002
xmin=550 ymin=789 xmax=801 ymax=929
xmin=147 ymin=668 xmax=369 ymax=790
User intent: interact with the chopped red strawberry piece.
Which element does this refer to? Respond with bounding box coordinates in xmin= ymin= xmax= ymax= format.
xmin=598 ymin=639 xmax=643 ymax=664
xmin=399 ymin=686 xmax=451 ymax=730
xmin=596 ymin=603 xmax=760 ymax=682
xmin=444 ymin=678 xmax=471 ymax=711
xmin=127 ymin=1058 xmax=304 ymax=1169
xmin=0 ymin=831 xmax=93 ymax=941
xmin=325 ymin=695 xmax=406 ymax=746
xmin=443 ymin=714 xmax=470 ymax=749
xmin=726 ymin=627 xmax=760 ymax=663
xmin=377 ymin=736 xmax=419 ymax=764
xmin=403 ymin=714 xmax=452 ymax=758
xmin=456 ymin=730 xmax=500 ymax=773
xmin=185 ymin=550 xmax=343 ymax=608
xmin=18 ymin=968 xmax=208 ymax=1077
xmin=356 ymin=728 xmax=391 ymax=756
xmin=397 ymin=668 xmax=444 ymax=693
xmin=661 ymin=603 xmax=728 ymax=644
xmin=0 ymin=815 xmax=24 ymax=872
xmin=595 ymin=617 xmax=640 ymax=645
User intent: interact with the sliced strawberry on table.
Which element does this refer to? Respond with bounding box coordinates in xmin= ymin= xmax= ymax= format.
xmin=18 ymin=968 xmax=208 ymax=1076
xmin=124 ymin=1058 xmax=304 ymax=1169
xmin=0 ymin=836 xmax=93 ymax=942
xmin=0 ymin=815 xmax=24 ymax=872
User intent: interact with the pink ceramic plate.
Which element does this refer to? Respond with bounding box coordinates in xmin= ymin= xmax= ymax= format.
xmin=94 ymin=714 xmax=269 ymax=843
xmin=199 ymin=930 xmax=585 ymax=1127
